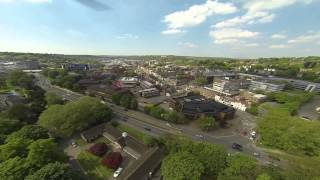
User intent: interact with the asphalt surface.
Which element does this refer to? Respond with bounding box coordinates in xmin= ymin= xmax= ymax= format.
xmin=34 ymin=73 xmax=276 ymax=165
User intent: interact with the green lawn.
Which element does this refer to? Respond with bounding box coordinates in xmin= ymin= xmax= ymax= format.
xmin=77 ymin=151 xmax=113 ymax=180
xmin=117 ymin=124 xmax=145 ymax=141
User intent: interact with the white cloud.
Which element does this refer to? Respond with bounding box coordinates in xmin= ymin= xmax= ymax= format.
xmin=0 ymin=0 xmax=52 ymax=3
xmin=269 ymin=44 xmax=288 ymax=49
xmin=288 ymin=32 xmax=320 ymax=44
xmin=178 ymin=42 xmax=198 ymax=48
xmin=271 ymin=34 xmax=287 ymax=39
xmin=161 ymin=29 xmax=186 ymax=35
xmin=210 ymin=28 xmax=259 ymax=44
xmin=213 ymin=11 xmax=275 ymax=29
xmin=213 ymin=0 xmax=312 ymax=31
xmin=245 ymin=43 xmax=259 ymax=47
xmin=244 ymin=0 xmax=313 ymax=13
xmin=162 ymin=0 xmax=237 ymax=34
xmin=116 ymin=33 xmax=139 ymax=39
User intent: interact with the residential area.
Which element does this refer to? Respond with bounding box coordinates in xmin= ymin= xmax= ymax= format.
xmin=1 ymin=53 xmax=320 ymax=180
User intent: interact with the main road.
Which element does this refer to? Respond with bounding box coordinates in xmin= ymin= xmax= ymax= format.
xmin=34 ymin=73 xmax=275 ymax=165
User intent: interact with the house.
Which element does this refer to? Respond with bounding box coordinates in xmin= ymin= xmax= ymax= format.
xmin=103 ymin=127 xmax=148 ymax=159
xmin=119 ymin=147 xmax=165 ymax=180
xmin=80 ymin=123 xmax=108 ymax=143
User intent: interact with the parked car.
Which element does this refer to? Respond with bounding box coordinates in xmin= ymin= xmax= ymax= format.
xmin=232 ymin=143 xmax=242 ymax=151
xmin=122 ymin=117 xmax=128 ymax=121
xmin=113 ymin=167 xmax=123 ymax=178
xmin=144 ymin=127 xmax=152 ymax=131
xmin=71 ymin=141 xmax=77 ymax=148
xmin=253 ymin=152 xmax=260 ymax=157
xmin=195 ymin=134 xmax=204 ymax=139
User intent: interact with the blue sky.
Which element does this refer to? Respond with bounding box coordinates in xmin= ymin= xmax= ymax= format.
xmin=0 ymin=0 xmax=320 ymax=58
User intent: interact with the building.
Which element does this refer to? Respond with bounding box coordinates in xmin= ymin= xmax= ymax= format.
xmin=139 ymin=88 xmax=160 ymax=98
xmin=80 ymin=123 xmax=109 ymax=143
xmin=203 ymin=70 xmax=237 ymax=83
xmin=239 ymin=73 xmax=320 ymax=93
xmin=140 ymin=80 xmax=154 ymax=89
xmin=169 ymin=94 xmax=236 ymax=120
xmin=249 ymin=79 xmax=285 ymax=92
xmin=208 ymin=79 xmax=250 ymax=96
xmin=113 ymin=77 xmax=138 ymax=88
xmin=61 ymin=64 xmax=90 ymax=71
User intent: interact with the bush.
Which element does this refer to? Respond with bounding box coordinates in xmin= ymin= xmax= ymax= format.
xmin=88 ymin=143 xmax=108 ymax=157
xmin=101 ymin=152 xmax=123 ymax=170
xmin=247 ymin=104 xmax=259 ymax=115
xmin=197 ymin=116 xmax=216 ymax=131
xmin=143 ymin=135 xmax=157 ymax=147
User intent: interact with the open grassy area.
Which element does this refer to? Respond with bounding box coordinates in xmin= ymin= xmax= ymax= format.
xmin=77 ymin=151 xmax=113 ymax=180
xmin=117 ymin=124 xmax=145 ymax=141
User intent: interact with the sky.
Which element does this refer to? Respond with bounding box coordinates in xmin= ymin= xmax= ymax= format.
xmin=0 ymin=0 xmax=320 ymax=58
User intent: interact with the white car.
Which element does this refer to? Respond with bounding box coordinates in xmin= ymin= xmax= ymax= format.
xmin=113 ymin=167 xmax=123 ymax=178
xmin=71 ymin=141 xmax=77 ymax=148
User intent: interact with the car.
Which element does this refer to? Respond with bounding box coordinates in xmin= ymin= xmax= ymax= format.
xmin=144 ymin=127 xmax=151 ymax=131
xmin=113 ymin=167 xmax=123 ymax=178
xmin=232 ymin=143 xmax=242 ymax=151
xmin=253 ymin=152 xmax=260 ymax=157
xmin=71 ymin=141 xmax=77 ymax=148
xmin=121 ymin=117 xmax=128 ymax=122
xmin=195 ymin=134 xmax=204 ymax=139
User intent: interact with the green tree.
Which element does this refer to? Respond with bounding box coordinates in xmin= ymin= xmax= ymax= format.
xmin=143 ymin=135 xmax=157 ymax=147
xmin=197 ymin=116 xmax=216 ymax=131
xmin=6 ymin=71 xmax=34 ymax=89
xmin=161 ymin=151 xmax=204 ymax=180
xmin=112 ymin=92 xmax=122 ymax=105
xmin=130 ymin=98 xmax=138 ymax=110
xmin=0 ymin=117 xmax=22 ymax=135
xmin=45 ymin=92 xmax=64 ymax=106
xmin=39 ymin=97 xmax=112 ymax=137
xmin=5 ymin=125 xmax=49 ymax=143
xmin=149 ymin=106 xmax=165 ymax=119
xmin=256 ymin=173 xmax=272 ymax=180
xmin=25 ymin=162 xmax=75 ymax=180
xmin=0 ymin=157 xmax=29 ymax=180
xmin=163 ymin=111 xmax=187 ymax=124
xmin=120 ymin=94 xmax=132 ymax=108
xmin=193 ymin=76 xmax=207 ymax=85
xmin=26 ymin=139 xmax=67 ymax=168
xmin=7 ymin=104 xmax=35 ymax=123
xmin=218 ymin=154 xmax=259 ymax=180
xmin=0 ymin=138 xmax=32 ymax=161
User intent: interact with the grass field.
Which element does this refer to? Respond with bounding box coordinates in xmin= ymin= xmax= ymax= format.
xmin=117 ymin=124 xmax=145 ymax=141
xmin=77 ymin=151 xmax=113 ymax=180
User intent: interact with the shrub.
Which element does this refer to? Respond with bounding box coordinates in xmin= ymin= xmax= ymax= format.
xmin=101 ymin=152 xmax=122 ymax=169
xmin=88 ymin=143 xmax=108 ymax=157
xmin=197 ymin=116 xmax=216 ymax=131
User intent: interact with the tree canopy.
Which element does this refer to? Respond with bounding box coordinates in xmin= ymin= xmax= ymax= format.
xmin=162 ymin=151 xmax=204 ymax=180
xmin=39 ymin=96 xmax=112 ymax=137
xmin=197 ymin=116 xmax=216 ymax=131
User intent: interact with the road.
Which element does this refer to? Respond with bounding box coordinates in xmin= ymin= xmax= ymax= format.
xmin=34 ymin=73 xmax=276 ymax=165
